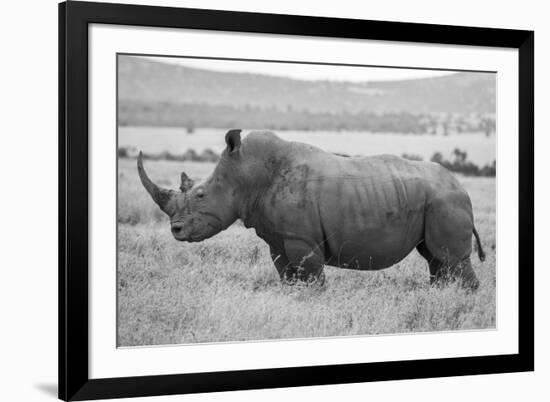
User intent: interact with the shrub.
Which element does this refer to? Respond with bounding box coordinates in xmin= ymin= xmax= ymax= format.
xmin=430 ymin=149 xmax=495 ymax=177
xmin=118 ymin=147 xmax=220 ymax=163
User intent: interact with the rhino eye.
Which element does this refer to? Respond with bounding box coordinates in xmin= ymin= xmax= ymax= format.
xmin=196 ymin=188 xmax=205 ymax=198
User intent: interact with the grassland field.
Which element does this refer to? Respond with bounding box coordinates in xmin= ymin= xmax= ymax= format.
xmin=117 ymin=158 xmax=496 ymax=347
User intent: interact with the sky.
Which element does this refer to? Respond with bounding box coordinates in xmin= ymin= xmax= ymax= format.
xmin=148 ymin=56 xmax=456 ymax=82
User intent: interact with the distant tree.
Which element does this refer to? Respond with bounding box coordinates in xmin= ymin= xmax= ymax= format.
xmin=452 ymin=148 xmax=467 ymax=164
xmin=182 ymin=149 xmax=199 ymax=161
xmin=479 ymin=160 xmax=496 ymax=176
xmin=185 ymin=119 xmax=195 ymax=134
xmin=199 ymin=149 xmax=220 ymax=162
xmin=442 ymin=122 xmax=449 ymax=136
xmin=118 ymin=147 xmax=129 ymax=158
xmin=430 ymin=149 xmax=493 ymax=177
xmin=430 ymin=152 xmax=444 ymax=164
xmin=480 ymin=117 xmax=495 ymax=137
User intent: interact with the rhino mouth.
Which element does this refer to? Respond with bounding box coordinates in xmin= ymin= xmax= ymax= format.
xmin=171 ymin=217 xmax=222 ymax=242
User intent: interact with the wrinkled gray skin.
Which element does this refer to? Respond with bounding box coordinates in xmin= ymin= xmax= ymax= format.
xmin=138 ymin=129 xmax=485 ymax=289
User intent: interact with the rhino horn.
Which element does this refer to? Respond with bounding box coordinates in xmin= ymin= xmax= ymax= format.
xmin=137 ymin=152 xmax=176 ymax=215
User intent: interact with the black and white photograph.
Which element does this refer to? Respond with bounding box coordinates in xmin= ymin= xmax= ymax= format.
xmin=1 ymin=0 xmax=543 ymax=400
xmin=117 ymin=54 xmax=497 ymax=347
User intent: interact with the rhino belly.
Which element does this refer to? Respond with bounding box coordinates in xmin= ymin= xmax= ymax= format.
xmin=321 ymin=196 xmax=426 ymax=270
xmin=326 ymin=226 xmax=422 ymax=270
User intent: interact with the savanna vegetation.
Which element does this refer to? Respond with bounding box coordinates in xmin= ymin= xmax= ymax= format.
xmin=120 ymin=145 xmax=495 ymax=177
xmin=402 ymin=148 xmax=496 ymax=177
xmin=117 ymin=158 xmax=496 ymax=347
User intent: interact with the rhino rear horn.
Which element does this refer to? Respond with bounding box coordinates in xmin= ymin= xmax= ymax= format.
xmin=180 ymin=172 xmax=194 ymax=192
xmin=137 ymin=152 xmax=176 ymax=215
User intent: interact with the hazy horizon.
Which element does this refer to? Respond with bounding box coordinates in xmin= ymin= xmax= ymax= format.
xmin=142 ymin=55 xmax=463 ymax=83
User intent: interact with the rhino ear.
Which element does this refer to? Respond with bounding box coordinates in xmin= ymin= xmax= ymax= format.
xmin=225 ymin=129 xmax=241 ymax=154
xmin=180 ymin=172 xmax=194 ymax=193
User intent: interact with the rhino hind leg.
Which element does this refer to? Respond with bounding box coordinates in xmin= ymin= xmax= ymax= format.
xmin=449 ymin=257 xmax=479 ymax=290
xmin=421 ymin=197 xmax=480 ymax=290
xmin=417 ymin=242 xmax=479 ymax=289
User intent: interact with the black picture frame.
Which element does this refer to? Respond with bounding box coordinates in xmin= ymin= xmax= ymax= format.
xmin=59 ymin=1 xmax=534 ymax=400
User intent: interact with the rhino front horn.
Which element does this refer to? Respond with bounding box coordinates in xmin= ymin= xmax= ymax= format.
xmin=137 ymin=152 xmax=176 ymax=215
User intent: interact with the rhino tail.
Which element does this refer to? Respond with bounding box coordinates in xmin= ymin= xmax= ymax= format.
xmin=473 ymin=226 xmax=486 ymax=262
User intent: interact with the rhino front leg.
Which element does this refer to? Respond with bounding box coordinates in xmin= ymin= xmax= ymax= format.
xmin=269 ymin=246 xmax=292 ymax=281
xmin=282 ymin=239 xmax=325 ymax=285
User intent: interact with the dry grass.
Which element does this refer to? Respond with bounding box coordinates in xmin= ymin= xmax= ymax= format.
xmin=117 ymin=158 xmax=496 ymax=346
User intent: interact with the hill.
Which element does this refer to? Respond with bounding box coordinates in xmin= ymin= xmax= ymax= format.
xmin=118 ymin=56 xmax=495 ymax=133
xmin=118 ymin=55 xmax=495 ymax=115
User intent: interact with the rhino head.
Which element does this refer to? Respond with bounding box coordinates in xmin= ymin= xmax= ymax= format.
xmin=137 ymin=129 xmax=243 ymax=242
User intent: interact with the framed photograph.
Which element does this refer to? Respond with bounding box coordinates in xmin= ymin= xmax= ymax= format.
xmin=59 ymin=1 xmax=534 ymax=400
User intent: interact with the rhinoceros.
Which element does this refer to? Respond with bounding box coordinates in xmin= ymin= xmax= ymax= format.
xmin=138 ymin=129 xmax=485 ymax=289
